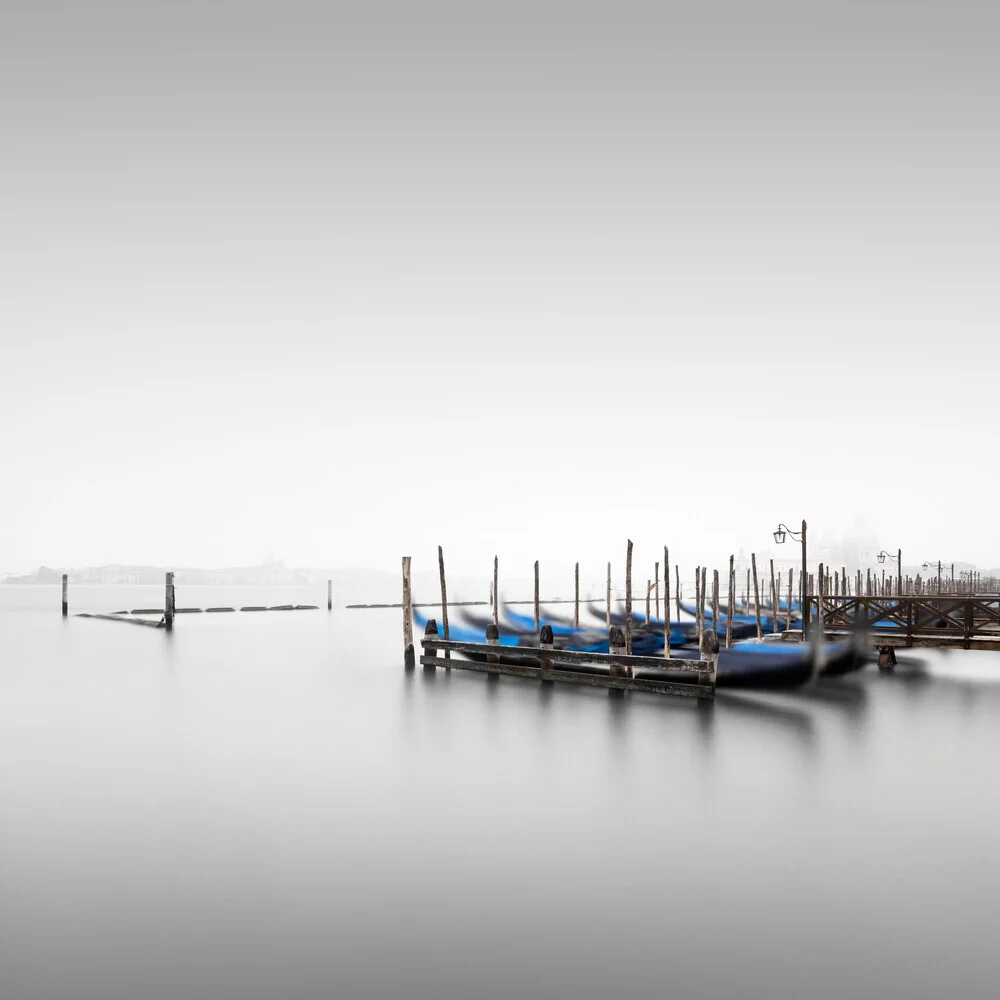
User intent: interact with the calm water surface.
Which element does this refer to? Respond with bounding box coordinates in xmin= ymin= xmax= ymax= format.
xmin=2 ymin=586 xmax=999 ymax=998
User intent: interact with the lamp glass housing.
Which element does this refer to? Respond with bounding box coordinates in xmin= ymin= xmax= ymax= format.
xmin=773 ymin=530 xmax=786 ymax=544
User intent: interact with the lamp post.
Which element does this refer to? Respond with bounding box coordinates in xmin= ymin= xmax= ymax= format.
xmin=876 ymin=549 xmax=902 ymax=596
xmin=774 ymin=520 xmax=807 ymax=617
xmin=921 ymin=560 xmax=946 ymax=594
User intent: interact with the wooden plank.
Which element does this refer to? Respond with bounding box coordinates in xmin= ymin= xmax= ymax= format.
xmin=418 ymin=656 xmax=713 ymax=698
xmin=421 ymin=637 xmax=711 ymax=674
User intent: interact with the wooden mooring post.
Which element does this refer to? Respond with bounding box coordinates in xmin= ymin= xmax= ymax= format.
xmin=625 ymin=539 xmax=633 ymax=655
xmin=695 ymin=566 xmax=702 ymax=649
xmin=712 ymin=569 xmax=720 ymax=638
xmin=61 ymin=573 xmax=68 ymax=617
xmin=534 ymin=560 xmax=540 ymax=633
xmin=539 ymin=624 xmax=554 ymax=680
xmin=486 ymin=622 xmax=500 ymax=663
xmin=606 ymin=561 xmax=611 ymax=629
xmin=727 ymin=555 xmax=734 ymax=648
xmin=164 ymin=571 xmax=175 ymax=631
xmin=769 ymin=558 xmax=777 ymax=633
xmin=700 ymin=566 xmax=707 ymax=643
xmin=402 ymin=556 xmax=414 ymax=665
xmin=438 ymin=545 xmax=450 ymax=659
xmin=327 ymin=579 xmax=332 ymax=611
xmin=654 ymin=560 xmax=660 ymax=621
xmin=493 ymin=555 xmax=499 ymax=627
xmin=664 ymin=546 xmax=672 ymax=658
xmin=751 ymin=554 xmax=762 ymax=640
xmin=574 ymin=562 xmax=580 ymax=628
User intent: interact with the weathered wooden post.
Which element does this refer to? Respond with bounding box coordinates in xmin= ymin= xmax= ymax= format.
xmin=664 ymin=547 xmax=672 ymax=658
xmin=424 ymin=618 xmax=438 ymax=666
xmin=769 ymin=558 xmax=777 ymax=633
xmin=700 ymin=626 xmax=720 ymax=691
xmin=654 ymin=560 xmax=660 ymax=621
xmin=165 ymin=571 xmax=175 ymax=631
xmin=402 ymin=556 xmax=414 ymax=666
xmin=438 ymin=545 xmax=450 ymax=659
xmin=539 ymin=623 xmax=554 ymax=680
xmin=574 ymin=562 xmax=580 ymax=628
xmin=745 ymin=569 xmax=750 ymax=614
xmin=534 ymin=560 xmax=540 ymax=633
xmin=327 ymin=579 xmax=332 ymax=611
xmin=938 ymin=559 xmax=942 ymax=595
xmin=700 ymin=567 xmax=707 ymax=637
xmin=625 ymin=539 xmax=633 ymax=655
xmin=493 ymin=555 xmax=499 ymax=627
xmin=818 ymin=562 xmax=825 ymax=637
xmin=786 ymin=570 xmax=793 ymax=630
xmin=751 ymin=554 xmax=762 ymax=640
xmin=608 ymin=624 xmax=628 ymax=678
xmin=712 ymin=569 xmax=720 ymax=638
xmin=695 ymin=566 xmax=702 ymax=649
xmin=485 ymin=621 xmax=500 ymax=665
xmin=61 ymin=573 xmax=68 ymax=617
xmin=606 ymin=561 xmax=612 ymax=629
xmin=646 ymin=578 xmax=651 ymax=623
xmin=727 ymin=555 xmax=734 ymax=648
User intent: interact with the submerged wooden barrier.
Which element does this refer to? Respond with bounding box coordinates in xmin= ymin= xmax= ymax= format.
xmin=78 ymin=613 xmax=165 ymax=628
xmin=417 ymin=619 xmax=717 ymax=699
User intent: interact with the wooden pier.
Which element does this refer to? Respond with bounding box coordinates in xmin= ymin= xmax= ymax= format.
xmin=403 ymin=547 xmax=717 ymax=700
xmin=806 ymin=595 xmax=1000 ymax=651
xmin=418 ymin=620 xmax=717 ymax=699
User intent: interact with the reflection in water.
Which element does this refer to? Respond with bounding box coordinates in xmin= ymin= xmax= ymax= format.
xmin=5 ymin=596 xmax=1000 ymax=999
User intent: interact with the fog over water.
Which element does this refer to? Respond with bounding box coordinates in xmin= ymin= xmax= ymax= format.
xmin=4 ymin=1 xmax=999 ymax=996
xmin=3 ymin=1 xmax=1000 ymax=575
xmin=3 ymin=587 xmax=1000 ymax=999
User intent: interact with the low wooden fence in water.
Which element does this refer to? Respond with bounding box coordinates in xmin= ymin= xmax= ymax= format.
xmin=806 ymin=596 xmax=1000 ymax=650
xmin=417 ymin=620 xmax=717 ymax=700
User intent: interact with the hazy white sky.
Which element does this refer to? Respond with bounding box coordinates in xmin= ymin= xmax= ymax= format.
xmin=2 ymin=1 xmax=998 ymax=579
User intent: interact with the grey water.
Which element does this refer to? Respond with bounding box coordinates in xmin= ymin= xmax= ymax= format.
xmin=3 ymin=586 xmax=1000 ymax=999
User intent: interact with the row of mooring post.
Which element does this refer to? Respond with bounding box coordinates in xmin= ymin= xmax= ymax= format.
xmin=401 ymin=543 xmax=1000 ymax=673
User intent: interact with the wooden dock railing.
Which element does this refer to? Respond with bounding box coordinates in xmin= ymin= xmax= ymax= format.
xmin=806 ymin=596 xmax=1000 ymax=650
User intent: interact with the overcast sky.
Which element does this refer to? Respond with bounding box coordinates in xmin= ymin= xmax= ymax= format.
xmin=2 ymin=1 xmax=998 ymax=581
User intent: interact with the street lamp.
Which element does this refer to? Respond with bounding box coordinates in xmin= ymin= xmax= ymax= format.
xmin=876 ymin=550 xmax=902 ymax=595
xmin=920 ymin=560 xmax=950 ymax=594
xmin=774 ymin=520 xmax=807 ymax=613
